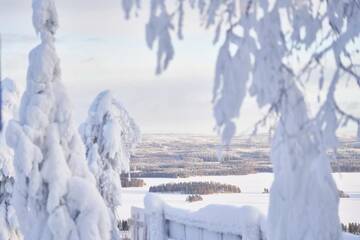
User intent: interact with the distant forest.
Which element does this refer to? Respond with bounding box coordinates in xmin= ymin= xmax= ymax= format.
xmin=186 ymin=194 xmax=203 ymax=202
xmin=149 ymin=181 xmax=241 ymax=195
xmin=342 ymin=222 xmax=360 ymax=235
xmin=131 ymin=135 xmax=360 ymax=179
xmin=120 ymin=174 xmax=146 ymax=188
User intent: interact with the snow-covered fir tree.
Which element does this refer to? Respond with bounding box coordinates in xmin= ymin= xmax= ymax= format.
xmin=80 ymin=90 xmax=140 ymax=239
xmin=5 ymin=0 xmax=111 ymax=239
xmin=123 ymin=1 xmax=360 ymax=239
xmin=0 ymin=78 xmax=22 ymax=240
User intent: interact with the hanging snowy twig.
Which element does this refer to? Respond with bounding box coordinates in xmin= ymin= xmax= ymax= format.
xmin=123 ymin=1 xmax=360 ymax=239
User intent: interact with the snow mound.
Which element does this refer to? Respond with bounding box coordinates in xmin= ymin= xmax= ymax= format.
xmin=165 ymin=204 xmax=266 ymax=239
xmin=144 ymin=193 xmax=266 ymax=240
xmin=144 ymin=193 xmax=163 ymax=212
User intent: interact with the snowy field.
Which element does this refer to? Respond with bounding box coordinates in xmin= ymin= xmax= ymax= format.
xmin=119 ymin=172 xmax=360 ymax=225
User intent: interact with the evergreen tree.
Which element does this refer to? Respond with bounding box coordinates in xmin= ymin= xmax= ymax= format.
xmin=6 ymin=1 xmax=111 ymax=239
xmin=80 ymin=90 xmax=140 ymax=240
xmin=0 ymin=78 xmax=22 ymax=240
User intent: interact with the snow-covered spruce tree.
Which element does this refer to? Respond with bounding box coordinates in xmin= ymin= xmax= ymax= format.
xmin=123 ymin=1 xmax=360 ymax=239
xmin=5 ymin=0 xmax=111 ymax=239
xmin=80 ymin=90 xmax=140 ymax=240
xmin=0 ymin=78 xmax=22 ymax=240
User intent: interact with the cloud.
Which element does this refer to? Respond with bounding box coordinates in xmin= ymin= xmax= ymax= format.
xmin=2 ymin=33 xmax=36 ymax=43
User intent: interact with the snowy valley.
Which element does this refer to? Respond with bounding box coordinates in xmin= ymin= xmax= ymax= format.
xmin=120 ymin=172 xmax=360 ymax=225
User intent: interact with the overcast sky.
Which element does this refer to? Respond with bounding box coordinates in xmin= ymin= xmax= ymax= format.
xmin=1 ymin=0 xmax=359 ymax=136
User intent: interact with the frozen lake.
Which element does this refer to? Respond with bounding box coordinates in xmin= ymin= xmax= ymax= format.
xmin=119 ymin=172 xmax=360 ymax=224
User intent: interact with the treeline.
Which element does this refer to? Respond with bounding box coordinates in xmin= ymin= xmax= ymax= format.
xmin=338 ymin=190 xmax=350 ymax=198
xmin=131 ymin=171 xmax=188 ymax=178
xmin=342 ymin=222 xmax=360 ymax=235
xmin=131 ymin=168 xmax=256 ymax=178
xmin=331 ymin=162 xmax=360 ymax=172
xmin=118 ymin=220 xmax=130 ymax=231
xmin=186 ymin=194 xmax=203 ymax=202
xmin=131 ymin=163 xmax=360 ymax=179
xmin=149 ymin=181 xmax=241 ymax=195
xmin=120 ymin=174 xmax=146 ymax=188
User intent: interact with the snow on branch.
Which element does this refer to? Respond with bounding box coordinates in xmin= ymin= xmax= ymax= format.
xmin=0 ymin=78 xmax=22 ymax=240
xmin=81 ymin=90 xmax=140 ymax=175
xmin=124 ymin=0 xmax=360 ymax=143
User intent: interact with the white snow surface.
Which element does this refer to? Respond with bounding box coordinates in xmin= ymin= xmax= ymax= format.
xmin=165 ymin=204 xmax=266 ymax=238
xmin=344 ymin=233 xmax=360 ymax=240
xmin=143 ymin=193 xmax=266 ymax=240
xmin=120 ymin=173 xmax=360 ymax=226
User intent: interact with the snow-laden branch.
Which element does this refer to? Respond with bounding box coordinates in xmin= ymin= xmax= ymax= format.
xmin=123 ymin=1 xmax=360 ymax=239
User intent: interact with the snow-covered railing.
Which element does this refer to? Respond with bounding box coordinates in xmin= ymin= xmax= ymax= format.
xmin=131 ymin=194 xmax=267 ymax=240
xmin=131 ymin=207 xmax=147 ymax=240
